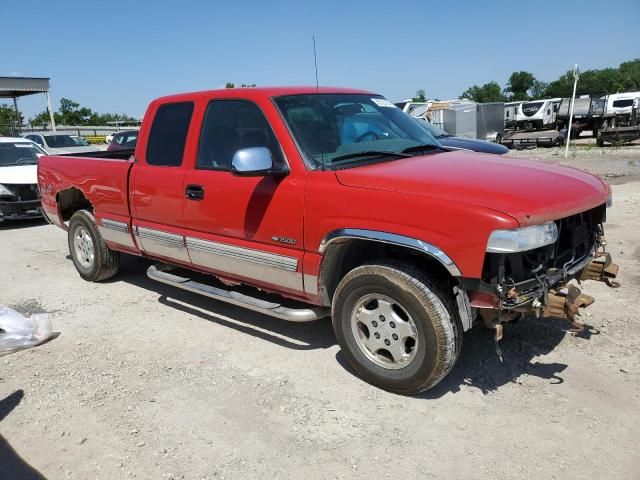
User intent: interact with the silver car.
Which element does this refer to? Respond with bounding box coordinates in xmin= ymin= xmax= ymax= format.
xmin=23 ymin=133 xmax=100 ymax=155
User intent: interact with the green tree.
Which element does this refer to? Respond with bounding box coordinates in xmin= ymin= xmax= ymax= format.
xmin=618 ymin=59 xmax=640 ymax=90
xmin=29 ymin=101 xmax=137 ymax=127
xmin=225 ymin=82 xmax=235 ymax=88
xmin=412 ymin=89 xmax=427 ymax=102
xmin=0 ymin=104 xmax=24 ymax=135
xmin=530 ymin=79 xmax=548 ymax=99
xmin=543 ymin=71 xmax=574 ymax=98
xmin=505 ymin=71 xmax=536 ymax=100
xmin=460 ymin=82 xmax=505 ymax=102
xmin=30 ymin=110 xmax=60 ymax=127
xmin=56 ymin=98 xmax=94 ymax=125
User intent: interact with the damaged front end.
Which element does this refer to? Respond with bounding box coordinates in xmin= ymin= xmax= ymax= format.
xmin=462 ymin=203 xmax=620 ymax=355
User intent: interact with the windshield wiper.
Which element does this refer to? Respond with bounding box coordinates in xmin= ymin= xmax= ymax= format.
xmin=331 ymin=150 xmax=412 ymax=163
xmin=401 ymin=144 xmax=446 ymax=153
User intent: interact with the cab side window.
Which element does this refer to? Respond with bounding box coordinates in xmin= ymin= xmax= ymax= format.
xmin=146 ymin=102 xmax=194 ymax=166
xmin=197 ymin=100 xmax=284 ymax=171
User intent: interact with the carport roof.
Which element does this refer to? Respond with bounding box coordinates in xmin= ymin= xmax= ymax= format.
xmin=0 ymin=76 xmax=50 ymax=98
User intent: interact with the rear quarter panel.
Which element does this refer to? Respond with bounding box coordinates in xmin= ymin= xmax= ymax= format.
xmin=38 ymin=155 xmax=133 ymax=228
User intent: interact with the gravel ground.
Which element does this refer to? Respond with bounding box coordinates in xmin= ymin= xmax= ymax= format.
xmin=1 ymin=160 xmax=639 ymax=479
xmin=506 ymin=143 xmax=640 ymax=180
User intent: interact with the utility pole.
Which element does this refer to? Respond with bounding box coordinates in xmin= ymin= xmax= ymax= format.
xmin=564 ymin=64 xmax=580 ymax=158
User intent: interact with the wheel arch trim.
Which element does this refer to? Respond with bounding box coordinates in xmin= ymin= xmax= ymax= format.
xmin=318 ymin=228 xmax=462 ymax=277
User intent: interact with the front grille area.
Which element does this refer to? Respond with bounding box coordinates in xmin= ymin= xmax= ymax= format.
xmin=482 ymin=204 xmax=606 ymax=284
xmin=1 ymin=184 xmax=40 ymax=201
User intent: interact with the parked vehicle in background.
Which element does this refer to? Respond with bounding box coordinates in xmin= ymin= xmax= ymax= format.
xmin=71 ymin=135 xmax=92 ymax=146
xmin=515 ymin=98 xmax=561 ymax=130
xmin=415 ymin=117 xmax=508 ymax=154
xmin=556 ymin=95 xmax=610 ymax=138
xmin=598 ymin=97 xmax=640 ymax=146
xmin=39 ymin=86 xmax=617 ymax=394
xmin=0 ymin=137 xmax=46 ymax=221
xmin=23 ymin=133 xmax=100 ymax=155
xmin=504 ymin=101 xmax=523 ymax=129
xmin=107 ymin=129 xmax=138 ymax=151
xmin=401 ymin=101 xmax=506 ymax=151
xmin=605 ymin=91 xmax=640 ymax=118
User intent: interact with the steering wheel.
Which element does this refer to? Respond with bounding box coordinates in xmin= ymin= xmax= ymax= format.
xmin=355 ymin=131 xmax=380 ymax=143
xmin=15 ymin=158 xmax=35 ymax=164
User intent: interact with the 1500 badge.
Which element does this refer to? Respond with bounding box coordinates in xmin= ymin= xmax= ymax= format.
xmin=272 ymin=236 xmax=297 ymax=245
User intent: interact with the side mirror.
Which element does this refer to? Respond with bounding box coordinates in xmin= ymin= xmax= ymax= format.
xmin=231 ymin=147 xmax=274 ymax=176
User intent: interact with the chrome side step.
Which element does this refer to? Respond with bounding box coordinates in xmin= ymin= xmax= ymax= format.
xmin=147 ymin=264 xmax=329 ymax=322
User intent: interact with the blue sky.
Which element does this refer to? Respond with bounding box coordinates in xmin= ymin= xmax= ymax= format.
xmin=2 ymin=0 xmax=639 ymax=120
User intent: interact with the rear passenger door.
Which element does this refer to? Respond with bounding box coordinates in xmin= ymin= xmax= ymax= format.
xmin=181 ymin=99 xmax=306 ymax=295
xmin=130 ymin=101 xmax=195 ymax=264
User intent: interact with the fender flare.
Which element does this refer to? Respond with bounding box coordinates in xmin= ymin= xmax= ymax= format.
xmin=318 ymin=228 xmax=462 ymax=277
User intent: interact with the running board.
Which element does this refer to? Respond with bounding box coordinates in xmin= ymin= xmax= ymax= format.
xmin=147 ymin=264 xmax=329 ymax=322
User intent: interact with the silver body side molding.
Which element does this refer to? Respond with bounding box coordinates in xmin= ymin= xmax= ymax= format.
xmin=186 ymin=237 xmax=298 ymax=271
xmin=147 ymin=264 xmax=328 ymax=322
xmin=303 ymin=274 xmax=319 ymax=296
xmin=186 ymin=236 xmax=303 ymax=292
xmin=134 ymin=226 xmax=190 ymax=263
xmin=98 ymin=218 xmax=136 ymax=248
xmin=319 ymin=228 xmax=462 ymax=277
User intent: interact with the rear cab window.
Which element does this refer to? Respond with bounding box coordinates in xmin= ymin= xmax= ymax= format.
xmin=146 ymin=102 xmax=194 ymax=166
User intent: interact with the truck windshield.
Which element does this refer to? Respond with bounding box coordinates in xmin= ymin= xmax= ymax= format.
xmin=0 ymin=142 xmax=41 ymax=166
xmin=415 ymin=117 xmax=450 ymax=138
xmin=274 ymin=94 xmax=440 ymax=169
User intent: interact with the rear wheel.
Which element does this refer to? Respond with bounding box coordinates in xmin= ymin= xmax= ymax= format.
xmin=68 ymin=210 xmax=119 ymax=281
xmin=332 ymin=261 xmax=462 ymax=394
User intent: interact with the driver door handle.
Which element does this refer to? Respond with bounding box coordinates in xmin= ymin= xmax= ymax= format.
xmin=185 ymin=184 xmax=204 ymax=200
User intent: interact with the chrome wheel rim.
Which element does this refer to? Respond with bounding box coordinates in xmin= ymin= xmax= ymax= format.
xmin=351 ymin=293 xmax=418 ymax=370
xmin=73 ymin=225 xmax=95 ymax=269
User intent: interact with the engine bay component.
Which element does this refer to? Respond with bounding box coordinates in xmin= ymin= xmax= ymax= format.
xmin=542 ymin=285 xmax=595 ymax=332
xmin=580 ymin=252 xmax=620 ymax=287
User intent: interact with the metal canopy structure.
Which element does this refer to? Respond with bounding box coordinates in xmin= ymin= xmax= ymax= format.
xmin=0 ymin=76 xmax=56 ymax=133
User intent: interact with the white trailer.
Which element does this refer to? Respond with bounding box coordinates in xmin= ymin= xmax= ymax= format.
xmin=605 ymin=91 xmax=640 ymax=117
xmin=504 ymin=101 xmax=523 ymax=129
xmin=515 ymin=98 xmax=561 ymax=130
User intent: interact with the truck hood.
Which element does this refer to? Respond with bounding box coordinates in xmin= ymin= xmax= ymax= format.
xmin=0 ymin=165 xmax=38 ymax=185
xmin=335 ymin=151 xmax=609 ymax=226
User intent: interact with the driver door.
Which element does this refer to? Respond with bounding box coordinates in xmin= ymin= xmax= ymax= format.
xmin=182 ymin=98 xmax=306 ymax=295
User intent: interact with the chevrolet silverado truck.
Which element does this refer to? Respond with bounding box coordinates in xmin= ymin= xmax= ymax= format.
xmin=38 ymin=87 xmax=619 ymax=394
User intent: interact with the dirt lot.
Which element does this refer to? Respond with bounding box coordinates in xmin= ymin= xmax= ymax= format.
xmin=1 ymin=153 xmax=639 ymax=479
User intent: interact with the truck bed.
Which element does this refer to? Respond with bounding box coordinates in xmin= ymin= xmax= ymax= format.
xmin=59 ymin=148 xmax=135 ymax=160
xmin=38 ymin=152 xmax=135 ymax=224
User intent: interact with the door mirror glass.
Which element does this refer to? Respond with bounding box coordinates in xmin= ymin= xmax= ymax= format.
xmin=231 ymin=147 xmax=273 ymax=176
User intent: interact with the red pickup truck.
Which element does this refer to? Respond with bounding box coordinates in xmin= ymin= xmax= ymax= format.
xmin=38 ymin=87 xmax=619 ymax=394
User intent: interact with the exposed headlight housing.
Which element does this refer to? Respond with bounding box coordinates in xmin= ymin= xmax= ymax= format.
xmin=0 ymin=184 xmax=14 ymax=197
xmin=486 ymin=222 xmax=558 ymax=253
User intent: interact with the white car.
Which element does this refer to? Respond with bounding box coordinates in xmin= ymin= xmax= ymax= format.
xmin=23 ymin=132 xmax=100 ymax=155
xmin=0 ymin=137 xmax=47 ymax=222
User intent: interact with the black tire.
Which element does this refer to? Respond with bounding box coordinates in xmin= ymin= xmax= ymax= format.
xmin=68 ymin=210 xmax=119 ymax=282
xmin=332 ymin=260 xmax=462 ymax=394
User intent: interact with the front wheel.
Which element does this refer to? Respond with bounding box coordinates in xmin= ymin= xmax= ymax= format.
xmin=68 ymin=210 xmax=119 ymax=282
xmin=332 ymin=261 xmax=462 ymax=394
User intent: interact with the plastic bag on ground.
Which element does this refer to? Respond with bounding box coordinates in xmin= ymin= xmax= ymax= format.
xmin=0 ymin=305 xmax=53 ymax=356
